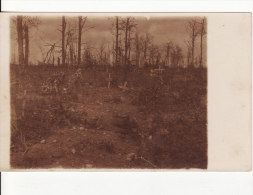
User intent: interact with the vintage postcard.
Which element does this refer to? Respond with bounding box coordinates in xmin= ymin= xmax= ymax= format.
xmin=0 ymin=13 xmax=251 ymax=171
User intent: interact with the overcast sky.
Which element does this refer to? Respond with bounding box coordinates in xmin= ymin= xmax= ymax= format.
xmin=10 ymin=16 xmax=206 ymax=65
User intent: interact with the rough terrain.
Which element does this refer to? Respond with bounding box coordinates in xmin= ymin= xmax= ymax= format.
xmin=11 ymin=65 xmax=207 ymax=169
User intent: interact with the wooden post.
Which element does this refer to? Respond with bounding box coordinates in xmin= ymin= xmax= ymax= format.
xmin=22 ymin=90 xmax=27 ymax=117
xmin=107 ymin=73 xmax=112 ymax=88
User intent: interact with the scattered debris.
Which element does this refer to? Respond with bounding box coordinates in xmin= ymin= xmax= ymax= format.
xmin=40 ymin=139 xmax=46 ymax=144
xmin=113 ymin=113 xmax=138 ymax=130
xmin=139 ymin=156 xmax=157 ymax=168
xmin=85 ymin=164 xmax=93 ymax=168
xmin=40 ymin=71 xmax=65 ymax=94
xmin=71 ymin=148 xmax=76 ymax=154
xmin=119 ymin=81 xmax=128 ymax=91
xmin=160 ymin=128 xmax=169 ymax=135
xmin=126 ymin=153 xmax=137 ymax=161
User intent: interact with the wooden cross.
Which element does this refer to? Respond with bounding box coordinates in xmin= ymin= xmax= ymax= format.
xmin=151 ymin=66 xmax=165 ymax=77
xmin=157 ymin=65 xmax=165 ymax=74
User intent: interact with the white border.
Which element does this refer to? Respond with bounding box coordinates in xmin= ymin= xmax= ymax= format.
xmin=1 ymin=0 xmax=253 ymax=12
xmin=2 ymin=172 xmax=253 ymax=195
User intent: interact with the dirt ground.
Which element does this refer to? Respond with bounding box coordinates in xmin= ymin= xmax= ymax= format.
xmin=10 ymin=65 xmax=207 ymax=169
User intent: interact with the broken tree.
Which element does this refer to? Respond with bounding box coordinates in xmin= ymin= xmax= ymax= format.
xmin=62 ymin=16 xmax=66 ymax=66
xmin=199 ymin=17 xmax=206 ymax=68
xmin=186 ymin=19 xmax=199 ymax=67
xmin=17 ymin=16 xmax=24 ymax=65
xmin=78 ymin=16 xmax=87 ymax=66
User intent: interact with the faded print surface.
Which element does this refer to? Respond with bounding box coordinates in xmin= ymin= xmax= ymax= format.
xmin=10 ymin=15 xmax=207 ymax=169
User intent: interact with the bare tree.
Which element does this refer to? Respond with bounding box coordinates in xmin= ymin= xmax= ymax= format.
xmin=137 ymin=33 xmax=151 ymax=67
xmin=99 ymin=41 xmax=105 ymax=65
xmin=186 ymin=19 xmax=199 ymax=67
xmin=166 ymin=41 xmax=173 ymax=67
xmin=199 ymin=17 xmax=206 ymax=68
xmin=128 ymin=22 xmax=131 ymax=62
xmin=115 ymin=16 xmax=119 ymax=66
xmin=118 ymin=33 xmax=124 ymax=66
xmin=68 ymin=32 xmax=74 ymax=65
xmin=184 ymin=40 xmax=192 ymax=67
xmin=16 ymin=16 xmax=40 ymax=66
xmin=43 ymin=43 xmax=58 ymax=65
xmin=120 ymin=17 xmax=136 ymax=67
xmin=124 ymin=17 xmax=129 ymax=66
xmin=143 ymin=33 xmax=152 ymax=67
xmin=117 ymin=17 xmax=136 ymax=83
xmin=78 ymin=16 xmax=87 ymax=66
xmin=172 ymin=45 xmax=183 ymax=68
xmin=17 ymin=16 xmax=24 ymax=65
xmin=65 ymin=30 xmax=72 ymax=66
xmin=148 ymin=43 xmax=159 ymax=67
xmin=23 ymin=17 xmax=40 ymax=65
xmin=24 ymin=24 xmax=29 ymax=65
xmin=61 ymin=16 xmax=67 ymax=66
xmin=135 ymin=32 xmax=140 ymax=67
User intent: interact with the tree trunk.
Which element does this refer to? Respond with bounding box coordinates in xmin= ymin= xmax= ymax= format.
xmin=17 ymin=16 xmax=24 ymax=65
xmin=135 ymin=33 xmax=140 ymax=67
xmin=24 ymin=24 xmax=29 ymax=65
xmin=62 ymin=16 xmax=66 ymax=66
xmin=166 ymin=44 xmax=170 ymax=67
xmin=58 ymin=57 xmax=60 ymax=66
xmin=115 ymin=17 xmax=119 ymax=66
xmin=191 ymin=29 xmax=195 ymax=67
xmin=144 ymin=41 xmax=147 ymax=65
xmin=143 ymin=34 xmax=148 ymax=65
xmin=78 ymin=16 xmax=82 ymax=66
xmin=70 ymin=44 xmax=74 ymax=66
xmin=200 ymin=32 xmax=203 ymax=68
xmin=187 ymin=53 xmax=190 ymax=67
xmin=128 ymin=25 xmax=131 ymax=62
xmin=124 ymin=18 xmax=129 ymax=66
xmin=123 ymin=18 xmax=130 ymax=82
xmin=200 ymin=18 xmax=205 ymax=68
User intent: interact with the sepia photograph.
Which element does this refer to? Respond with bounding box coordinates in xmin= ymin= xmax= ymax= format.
xmin=0 ymin=0 xmax=252 ymax=192
xmin=9 ymin=14 xmax=208 ymax=169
